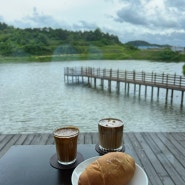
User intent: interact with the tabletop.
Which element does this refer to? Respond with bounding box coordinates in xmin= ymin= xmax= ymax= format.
xmin=0 ymin=145 xmax=99 ymax=185
xmin=1 ymin=132 xmax=185 ymax=185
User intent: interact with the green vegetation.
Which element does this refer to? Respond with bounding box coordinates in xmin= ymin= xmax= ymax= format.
xmin=0 ymin=22 xmax=185 ymax=63
xmin=183 ymin=64 xmax=185 ymax=75
xmin=126 ymin=40 xmax=170 ymax=48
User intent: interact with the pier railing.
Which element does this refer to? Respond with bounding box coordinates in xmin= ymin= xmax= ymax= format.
xmin=64 ymin=67 xmax=185 ymax=106
xmin=64 ymin=67 xmax=185 ymax=90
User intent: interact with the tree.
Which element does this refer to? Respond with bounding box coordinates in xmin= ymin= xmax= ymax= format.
xmin=183 ymin=64 xmax=185 ymax=75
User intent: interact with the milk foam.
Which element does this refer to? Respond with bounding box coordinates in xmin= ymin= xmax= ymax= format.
xmin=54 ymin=128 xmax=78 ymax=137
xmin=99 ymin=119 xmax=123 ymax=127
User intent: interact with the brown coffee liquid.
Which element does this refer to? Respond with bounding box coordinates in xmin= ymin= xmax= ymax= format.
xmin=98 ymin=118 xmax=123 ymax=151
xmin=54 ymin=127 xmax=79 ymax=164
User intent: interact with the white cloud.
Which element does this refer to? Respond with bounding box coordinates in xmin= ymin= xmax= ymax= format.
xmin=115 ymin=0 xmax=181 ymax=29
xmin=13 ymin=7 xmax=64 ymax=28
xmin=0 ymin=0 xmax=185 ymax=46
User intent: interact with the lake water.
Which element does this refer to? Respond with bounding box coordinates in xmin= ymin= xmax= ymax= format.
xmin=0 ymin=60 xmax=185 ymax=134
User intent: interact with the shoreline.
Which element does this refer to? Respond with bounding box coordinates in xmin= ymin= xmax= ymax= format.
xmin=1 ymin=55 xmax=185 ymax=63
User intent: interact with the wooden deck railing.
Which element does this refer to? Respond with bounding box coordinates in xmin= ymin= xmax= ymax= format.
xmin=64 ymin=67 xmax=185 ymax=106
xmin=64 ymin=67 xmax=185 ymax=90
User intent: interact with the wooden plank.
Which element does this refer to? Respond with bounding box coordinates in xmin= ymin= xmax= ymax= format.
xmin=123 ymin=132 xmax=142 ymax=165
xmin=92 ymin=132 xmax=99 ymax=144
xmin=158 ymin=132 xmax=185 ymax=163
xmin=0 ymin=134 xmax=20 ymax=158
xmin=142 ymin=132 xmax=179 ymax=185
xmin=30 ymin=133 xmax=50 ymax=145
xmin=170 ymin=132 xmax=185 ymax=148
xmin=0 ymin=135 xmax=14 ymax=151
xmin=129 ymin=132 xmax=163 ymax=185
xmin=79 ymin=132 xmax=98 ymax=144
xmin=45 ymin=134 xmax=55 ymax=145
xmin=149 ymin=132 xmax=185 ymax=184
xmin=155 ymin=133 xmax=185 ymax=181
xmin=14 ymin=134 xmax=28 ymax=145
xmin=22 ymin=134 xmax=35 ymax=145
xmin=83 ymin=132 xmax=93 ymax=144
xmin=0 ymin=134 xmax=8 ymax=148
xmin=171 ymin=132 xmax=185 ymax=141
xmin=78 ymin=133 xmax=85 ymax=144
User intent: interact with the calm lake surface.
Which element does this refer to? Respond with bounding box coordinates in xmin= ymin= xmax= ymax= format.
xmin=0 ymin=60 xmax=185 ymax=134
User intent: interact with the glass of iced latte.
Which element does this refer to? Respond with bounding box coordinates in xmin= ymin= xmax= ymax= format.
xmin=98 ymin=118 xmax=123 ymax=152
xmin=53 ymin=126 xmax=79 ymax=165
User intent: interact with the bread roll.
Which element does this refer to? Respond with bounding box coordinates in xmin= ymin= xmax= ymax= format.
xmin=78 ymin=152 xmax=136 ymax=185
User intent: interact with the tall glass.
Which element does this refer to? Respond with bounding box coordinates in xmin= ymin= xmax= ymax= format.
xmin=98 ymin=118 xmax=124 ymax=152
xmin=53 ymin=126 xmax=79 ymax=165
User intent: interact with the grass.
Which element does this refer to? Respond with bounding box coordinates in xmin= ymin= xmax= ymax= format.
xmin=0 ymin=44 xmax=185 ymax=63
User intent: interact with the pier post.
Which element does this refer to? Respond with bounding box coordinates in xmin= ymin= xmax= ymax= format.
xmin=134 ymin=84 xmax=136 ymax=95
xmin=179 ymin=76 xmax=182 ymax=87
xmin=124 ymin=70 xmax=127 ymax=92
xmin=171 ymin=89 xmax=174 ymax=104
xmin=124 ymin=83 xmax=127 ymax=92
xmin=94 ymin=78 xmax=96 ymax=88
xmin=117 ymin=81 xmax=120 ymax=93
xmin=151 ymin=86 xmax=154 ymax=100
xmin=133 ymin=70 xmax=136 ymax=81
xmin=165 ymin=88 xmax=169 ymax=103
xmin=174 ymin=73 xmax=176 ymax=85
xmin=102 ymin=68 xmax=106 ymax=90
xmin=108 ymin=80 xmax=111 ymax=92
xmin=116 ymin=69 xmax=120 ymax=93
xmin=108 ymin=69 xmax=112 ymax=92
xmin=101 ymin=79 xmax=104 ymax=89
xmin=162 ymin=73 xmax=164 ymax=84
xmin=157 ymin=88 xmax=160 ymax=98
xmin=139 ymin=84 xmax=141 ymax=96
xmin=127 ymin=83 xmax=130 ymax=93
xmin=181 ymin=91 xmax=184 ymax=107
xmin=145 ymin=86 xmax=147 ymax=97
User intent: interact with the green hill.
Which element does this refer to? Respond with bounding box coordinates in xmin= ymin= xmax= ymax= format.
xmin=0 ymin=22 xmax=122 ymax=57
xmin=126 ymin=40 xmax=170 ymax=48
xmin=0 ymin=22 xmax=184 ymax=62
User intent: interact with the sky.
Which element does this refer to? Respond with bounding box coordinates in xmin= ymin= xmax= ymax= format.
xmin=0 ymin=0 xmax=185 ymax=47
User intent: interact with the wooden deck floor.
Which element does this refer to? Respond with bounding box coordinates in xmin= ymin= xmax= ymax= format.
xmin=0 ymin=132 xmax=185 ymax=185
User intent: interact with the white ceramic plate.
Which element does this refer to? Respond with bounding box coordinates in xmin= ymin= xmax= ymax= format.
xmin=71 ymin=156 xmax=148 ymax=185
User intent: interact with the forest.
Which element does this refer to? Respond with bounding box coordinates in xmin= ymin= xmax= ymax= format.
xmin=0 ymin=22 xmax=184 ymax=62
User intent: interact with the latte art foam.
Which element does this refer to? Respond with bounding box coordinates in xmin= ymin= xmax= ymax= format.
xmin=99 ymin=118 xmax=123 ymax=127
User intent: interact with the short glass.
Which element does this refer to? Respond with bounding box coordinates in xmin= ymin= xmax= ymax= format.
xmin=98 ymin=118 xmax=124 ymax=152
xmin=53 ymin=126 xmax=79 ymax=165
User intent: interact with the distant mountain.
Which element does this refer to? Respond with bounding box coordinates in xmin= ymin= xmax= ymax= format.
xmin=125 ymin=40 xmax=171 ymax=48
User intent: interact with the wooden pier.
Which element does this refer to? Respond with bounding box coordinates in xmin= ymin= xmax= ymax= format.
xmin=0 ymin=132 xmax=185 ymax=185
xmin=64 ymin=67 xmax=185 ymax=106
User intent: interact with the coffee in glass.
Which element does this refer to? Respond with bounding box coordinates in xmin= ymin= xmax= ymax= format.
xmin=98 ymin=118 xmax=123 ymax=152
xmin=53 ymin=126 xmax=79 ymax=165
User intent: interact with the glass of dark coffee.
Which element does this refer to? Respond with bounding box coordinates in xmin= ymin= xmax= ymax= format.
xmin=53 ymin=126 xmax=79 ymax=165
